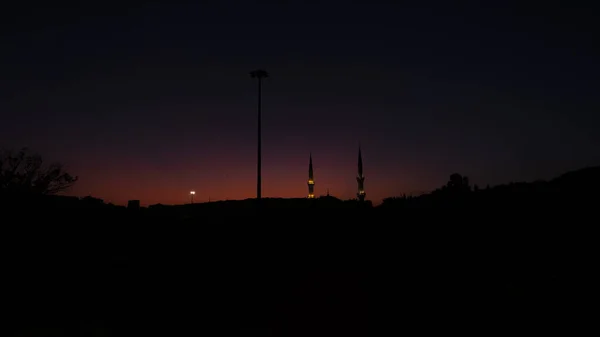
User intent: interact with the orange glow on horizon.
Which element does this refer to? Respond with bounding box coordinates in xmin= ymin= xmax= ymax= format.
xmin=64 ymin=150 xmax=437 ymax=207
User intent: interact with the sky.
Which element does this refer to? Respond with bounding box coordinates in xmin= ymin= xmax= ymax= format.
xmin=1 ymin=1 xmax=598 ymax=206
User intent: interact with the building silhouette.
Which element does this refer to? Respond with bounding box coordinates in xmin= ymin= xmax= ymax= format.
xmin=127 ymin=200 xmax=140 ymax=210
xmin=304 ymin=148 xmax=367 ymax=201
xmin=307 ymin=153 xmax=315 ymax=198
xmin=357 ymin=147 xmax=366 ymax=201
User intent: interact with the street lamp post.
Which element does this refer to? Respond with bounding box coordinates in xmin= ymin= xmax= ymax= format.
xmin=250 ymin=69 xmax=268 ymax=204
xmin=190 ymin=191 xmax=195 ymax=204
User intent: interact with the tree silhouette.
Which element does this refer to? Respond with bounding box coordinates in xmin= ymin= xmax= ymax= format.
xmin=0 ymin=147 xmax=78 ymax=196
xmin=446 ymin=173 xmax=471 ymax=192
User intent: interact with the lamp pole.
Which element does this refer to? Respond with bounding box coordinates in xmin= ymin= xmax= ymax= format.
xmin=190 ymin=191 xmax=195 ymax=204
xmin=250 ymin=69 xmax=268 ymax=204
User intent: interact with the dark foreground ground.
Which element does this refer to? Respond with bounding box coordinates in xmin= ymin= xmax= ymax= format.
xmin=4 ymin=166 xmax=599 ymax=335
xmin=5 ymin=206 xmax=593 ymax=337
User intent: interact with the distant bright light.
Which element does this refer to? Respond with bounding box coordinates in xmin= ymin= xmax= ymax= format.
xmin=190 ymin=191 xmax=195 ymax=195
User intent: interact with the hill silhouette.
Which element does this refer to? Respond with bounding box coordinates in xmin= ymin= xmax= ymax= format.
xmin=4 ymin=166 xmax=597 ymax=336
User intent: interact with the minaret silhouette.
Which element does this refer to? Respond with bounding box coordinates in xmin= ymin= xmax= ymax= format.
xmin=307 ymin=153 xmax=315 ymax=198
xmin=357 ymin=146 xmax=366 ymax=201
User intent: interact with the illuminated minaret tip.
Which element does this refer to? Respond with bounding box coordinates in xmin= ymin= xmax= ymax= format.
xmin=307 ymin=153 xmax=315 ymax=198
xmin=357 ymin=146 xmax=366 ymax=201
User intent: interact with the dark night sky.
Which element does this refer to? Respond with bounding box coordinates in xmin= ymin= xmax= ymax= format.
xmin=1 ymin=1 xmax=598 ymax=205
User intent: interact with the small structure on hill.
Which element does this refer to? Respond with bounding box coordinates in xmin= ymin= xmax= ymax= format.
xmin=127 ymin=200 xmax=140 ymax=210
